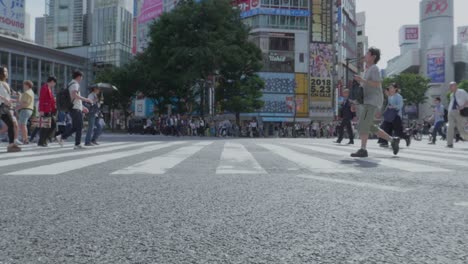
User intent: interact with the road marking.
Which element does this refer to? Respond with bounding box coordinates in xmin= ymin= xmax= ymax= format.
xmin=257 ymin=143 xmax=359 ymax=174
xmin=297 ymin=175 xmax=412 ymax=192
xmin=309 ymin=142 xmax=468 ymax=168
xmin=284 ymin=143 xmax=451 ymax=173
xmin=454 ymin=202 xmax=468 ymax=207
xmin=0 ymin=142 xmax=127 ymax=160
xmin=365 ymin=146 xmax=468 ymax=160
xmin=0 ymin=142 xmax=151 ymax=169
xmin=112 ymin=141 xmax=213 ymax=175
xmin=216 ymin=142 xmax=266 ymax=174
xmin=6 ymin=142 xmax=185 ymax=175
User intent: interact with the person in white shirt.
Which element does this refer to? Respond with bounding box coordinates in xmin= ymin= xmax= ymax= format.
xmin=446 ymin=82 xmax=468 ymax=148
xmin=85 ymin=86 xmax=101 ymax=146
xmin=57 ymin=70 xmax=93 ymax=150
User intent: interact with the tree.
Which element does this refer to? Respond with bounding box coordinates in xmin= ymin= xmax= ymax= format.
xmin=383 ymin=73 xmax=431 ymax=117
xmin=142 ymin=0 xmax=264 ymax=117
xmin=95 ymin=64 xmax=137 ymax=128
xmin=458 ymin=80 xmax=468 ymax=92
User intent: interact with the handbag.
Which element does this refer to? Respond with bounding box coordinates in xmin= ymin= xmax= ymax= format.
xmin=0 ymin=103 xmax=9 ymax=115
xmin=383 ymin=108 xmax=398 ymax=122
xmin=31 ymin=116 xmax=52 ymax=128
xmin=460 ymin=107 xmax=468 ymax=117
xmin=350 ymin=80 xmax=364 ymax=104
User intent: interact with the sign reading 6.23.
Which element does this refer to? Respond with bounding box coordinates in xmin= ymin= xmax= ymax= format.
xmin=310 ymin=78 xmax=332 ymax=99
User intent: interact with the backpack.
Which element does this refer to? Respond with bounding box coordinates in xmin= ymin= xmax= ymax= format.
xmin=443 ymin=108 xmax=448 ymax=123
xmin=56 ymin=82 xmax=74 ymax=112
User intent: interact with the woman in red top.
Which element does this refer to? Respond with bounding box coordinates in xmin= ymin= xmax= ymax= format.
xmin=38 ymin=76 xmax=57 ymax=147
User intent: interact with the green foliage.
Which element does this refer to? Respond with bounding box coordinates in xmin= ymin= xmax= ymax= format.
xmin=458 ymin=80 xmax=468 ymax=92
xmin=96 ymin=0 xmax=264 ymax=118
xmin=383 ymin=73 xmax=431 ymax=106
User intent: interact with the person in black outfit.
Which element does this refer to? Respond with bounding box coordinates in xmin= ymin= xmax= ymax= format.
xmin=334 ymin=89 xmax=355 ymax=144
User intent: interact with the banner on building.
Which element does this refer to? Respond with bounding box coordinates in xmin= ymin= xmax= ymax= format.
xmin=241 ymin=8 xmax=309 ymax=18
xmin=310 ymin=0 xmax=332 ymax=43
xmin=0 ymin=0 xmax=25 ymax=35
xmin=137 ymin=0 xmax=163 ymax=53
xmin=233 ymin=0 xmax=260 ymax=12
xmin=310 ymin=77 xmax=333 ymax=118
xmin=427 ymin=49 xmax=445 ymax=83
xmin=309 ymin=43 xmax=333 ymax=78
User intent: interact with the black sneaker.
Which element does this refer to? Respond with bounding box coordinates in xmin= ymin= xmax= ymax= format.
xmin=446 ymin=145 xmax=454 ymax=148
xmin=405 ymin=137 xmax=411 ymax=147
xmin=347 ymin=142 xmax=354 ymax=145
xmin=350 ymin=149 xmax=368 ymax=158
xmin=428 ymin=142 xmax=436 ymax=145
xmin=391 ymin=137 xmax=400 ymax=155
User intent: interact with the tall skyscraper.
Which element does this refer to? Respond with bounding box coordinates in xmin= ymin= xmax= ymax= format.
xmin=45 ymin=0 xmax=85 ymax=48
xmin=35 ymin=17 xmax=46 ymax=45
xmin=88 ymin=0 xmax=133 ymax=67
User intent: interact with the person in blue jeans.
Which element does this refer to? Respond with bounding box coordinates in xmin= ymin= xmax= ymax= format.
xmin=429 ymin=97 xmax=446 ymax=145
xmin=84 ymin=86 xmax=101 ymax=146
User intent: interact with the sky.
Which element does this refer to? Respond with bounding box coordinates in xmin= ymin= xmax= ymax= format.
xmin=26 ymin=0 xmax=468 ymax=69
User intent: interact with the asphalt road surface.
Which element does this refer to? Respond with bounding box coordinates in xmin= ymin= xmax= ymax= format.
xmin=0 ymin=135 xmax=467 ymax=264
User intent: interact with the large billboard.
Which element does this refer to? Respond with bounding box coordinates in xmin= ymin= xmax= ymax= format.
xmin=309 ymin=43 xmax=333 ymax=118
xmin=427 ymin=49 xmax=445 ymax=83
xmin=0 ymin=0 xmax=25 ymax=35
xmin=137 ymin=0 xmax=163 ymax=53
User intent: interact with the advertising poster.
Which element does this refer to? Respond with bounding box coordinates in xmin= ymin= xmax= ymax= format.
xmin=309 ymin=43 xmax=333 ymax=79
xmin=458 ymin=26 xmax=468 ymax=44
xmin=427 ymin=49 xmax=445 ymax=83
xmin=137 ymin=0 xmax=163 ymax=52
xmin=309 ymin=77 xmax=333 ymax=118
xmin=0 ymin=0 xmax=25 ymax=35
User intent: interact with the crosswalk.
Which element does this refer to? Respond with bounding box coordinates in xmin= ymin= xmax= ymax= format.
xmin=0 ymin=139 xmax=466 ymax=180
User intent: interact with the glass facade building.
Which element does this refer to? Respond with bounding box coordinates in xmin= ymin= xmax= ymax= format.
xmin=45 ymin=0 xmax=85 ymax=48
xmin=0 ymin=35 xmax=87 ymax=95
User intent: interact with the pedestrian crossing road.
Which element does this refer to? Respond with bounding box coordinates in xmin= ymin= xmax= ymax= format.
xmin=0 ymin=137 xmax=467 ymax=263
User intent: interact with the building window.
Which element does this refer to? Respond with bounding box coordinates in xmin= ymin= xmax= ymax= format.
xmin=357 ymin=30 xmax=362 ymax=36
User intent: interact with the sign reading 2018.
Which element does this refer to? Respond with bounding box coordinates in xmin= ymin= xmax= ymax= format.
xmin=310 ymin=78 xmax=332 ymax=98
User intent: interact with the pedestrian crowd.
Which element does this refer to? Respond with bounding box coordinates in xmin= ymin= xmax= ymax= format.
xmin=1 ymin=67 xmax=104 ymax=153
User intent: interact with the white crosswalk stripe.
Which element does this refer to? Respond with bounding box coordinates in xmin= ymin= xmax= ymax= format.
xmin=284 ymin=142 xmax=452 ymax=173
xmin=7 ymin=142 xmax=185 ymax=175
xmin=216 ymin=142 xmax=266 ymax=174
xmin=0 ymin=142 xmax=151 ymax=168
xmin=0 ymin=142 xmax=127 ymax=160
xmin=111 ymin=141 xmax=212 ymax=175
xmin=257 ymin=143 xmax=360 ymax=174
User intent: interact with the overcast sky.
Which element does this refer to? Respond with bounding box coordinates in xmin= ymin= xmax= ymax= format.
xmin=26 ymin=0 xmax=468 ymax=69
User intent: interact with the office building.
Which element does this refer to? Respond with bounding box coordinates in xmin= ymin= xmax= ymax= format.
xmin=45 ymin=0 xmax=85 ymax=48
xmin=35 ymin=17 xmax=46 ymax=46
xmin=0 ymin=34 xmax=88 ymax=95
xmin=356 ymin=12 xmax=368 ymax=73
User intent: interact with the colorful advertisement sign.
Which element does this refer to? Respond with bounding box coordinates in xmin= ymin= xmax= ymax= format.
xmin=138 ymin=0 xmax=163 ymax=24
xmin=0 ymin=0 xmax=25 ymax=35
xmin=309 ymin=43 xmax=333 ymax=78
xmin=310 ymin=77 xmax=333 ymax=118
xmin=232 ymin=0 xmax=260 ymax=12
xmin=137 ymin=0 xmax=163 ymax=53
xmin=310 ymin=0 xmax=333 ymax=43
xmin=427 ymin=49 xmax=445 ymax=83
xmin=241 ymin=8 xmax=309 ymax=18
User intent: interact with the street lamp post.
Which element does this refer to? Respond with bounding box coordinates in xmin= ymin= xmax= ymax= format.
xmin=345 ymin=57 xmax=360 ymax=89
